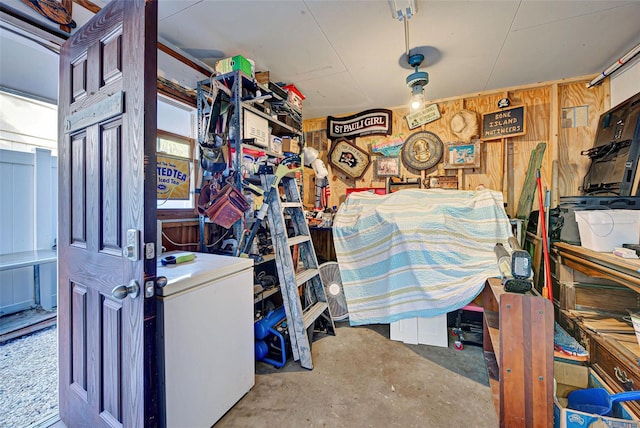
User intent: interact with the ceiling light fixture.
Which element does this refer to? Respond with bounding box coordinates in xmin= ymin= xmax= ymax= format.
xmin=390 ymin=0 xmax=428 ymax=110
xmin=407 ymin=54 xmax=428 ymax=110
xmin=388 ymin=0 xmax=417 ymax=20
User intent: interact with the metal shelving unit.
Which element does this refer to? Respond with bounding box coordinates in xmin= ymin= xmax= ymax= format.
xmin=196 ymin=70 xmax=304 ymax=254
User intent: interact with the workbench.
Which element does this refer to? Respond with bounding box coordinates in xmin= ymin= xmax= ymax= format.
xmin=0 ymin=250 xmax=57 ymax=312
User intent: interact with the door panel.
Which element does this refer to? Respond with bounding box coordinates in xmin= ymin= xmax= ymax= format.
xmin=100 ymin=119 xmax=122 ymax=255
xmin=70 ymin=133 xmax=86 ymax=246
xmin=58 ymin=1 xmax=157 ymax=427
xmin=70 ymin=283 xmax=87 ymax=397
xmin=102 ymin=297 xmax=123 ymax=422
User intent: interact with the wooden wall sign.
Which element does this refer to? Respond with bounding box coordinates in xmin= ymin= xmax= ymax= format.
xmin=482 ymin=105 xmax=526 ymax=140
xmin=401 ymin=131 xmax=443 ymax=170
xmin=327 ymin=109 xmax=392 ymax=139
xmin=405 ymin=103 xmax=441 ymax=129
xmin=328 ymin=138 xmax=371 ymax=179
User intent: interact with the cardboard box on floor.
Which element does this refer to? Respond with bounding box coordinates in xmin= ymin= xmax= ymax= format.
xmin=554 ymin=361 xmax=640 ymax=427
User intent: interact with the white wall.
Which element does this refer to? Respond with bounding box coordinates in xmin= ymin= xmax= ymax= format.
xmin=610 ymin=54 xmax=640 ymax=107
xmin=0 ymin=148 xmax=57 ymax=315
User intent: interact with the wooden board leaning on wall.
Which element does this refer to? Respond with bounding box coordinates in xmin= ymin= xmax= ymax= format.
xmin=303 ymin=75 xmax=607 ymax=217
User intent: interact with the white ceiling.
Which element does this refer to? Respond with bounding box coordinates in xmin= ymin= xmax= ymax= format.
xmin=2 ymin=1 xmax=640 ymax=119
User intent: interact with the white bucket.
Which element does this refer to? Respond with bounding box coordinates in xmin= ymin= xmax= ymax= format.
xmin=574 ymin=209 xmax=640 ymax=252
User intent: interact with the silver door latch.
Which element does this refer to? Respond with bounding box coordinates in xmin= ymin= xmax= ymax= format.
xmin=124 ymin=229 xmax=140 ymax=261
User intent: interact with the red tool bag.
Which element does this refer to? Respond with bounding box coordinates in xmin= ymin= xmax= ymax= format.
xmin=198 ymin=179 xmax=250 ymax=229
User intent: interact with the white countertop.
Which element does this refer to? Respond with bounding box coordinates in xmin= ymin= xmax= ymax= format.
xmin=156 ymin=252 xmax=253 ymax=297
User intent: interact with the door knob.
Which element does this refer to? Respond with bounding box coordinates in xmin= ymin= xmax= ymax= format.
xmin=112 ymin=280 xmax=140 ymax=299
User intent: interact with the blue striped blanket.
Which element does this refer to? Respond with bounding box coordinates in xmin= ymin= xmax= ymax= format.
xmin=332 ymin=189 xmax=512 ymax=325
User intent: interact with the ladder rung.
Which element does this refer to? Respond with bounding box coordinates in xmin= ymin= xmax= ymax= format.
xmin=288 ymin=235 xmax=310 ymax=246
xmin=303 ymin=301 xmax=328 ymax=329
xmin=281 ymin=202 xmax=302 ymax=209
xmin=295 ymin=268 xmax=319 ymax=286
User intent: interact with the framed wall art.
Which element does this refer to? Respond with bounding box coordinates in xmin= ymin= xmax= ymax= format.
xmin=328 ymin=138 xmax=371 ymax=179
xmin=443 ymin=140 xmax=481 ymax=169
xmin=400 ymin=131 xmax=443 ymax=171
xmin=375 ymin=157 xmax=400 ymax=177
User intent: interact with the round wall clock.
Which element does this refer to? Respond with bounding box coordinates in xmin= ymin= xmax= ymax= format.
xmin=401 ymin=131 xmax=443 ymax=170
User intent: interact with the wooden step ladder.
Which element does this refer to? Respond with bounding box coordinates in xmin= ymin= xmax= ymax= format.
xmin=262 ymin=173 xmax=336 ymax=369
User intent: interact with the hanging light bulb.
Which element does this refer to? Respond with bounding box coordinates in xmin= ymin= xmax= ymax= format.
xmin=411 ymin=84 xmax=425 ymax=110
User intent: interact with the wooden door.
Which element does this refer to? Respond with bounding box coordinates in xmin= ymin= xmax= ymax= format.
xmin=58 ymin=1 xmax=158 ymax=426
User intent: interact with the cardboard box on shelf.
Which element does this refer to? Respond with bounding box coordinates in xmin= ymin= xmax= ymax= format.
xmin=554 ymin=361 xmax=640 ymax=427
xmin=281 ymin=137 xmax=299 ymax=154
xmin=255 ymin=71 xmax=270 ymax=85
xmin=215 ymin=55 xmax=253 ymax=77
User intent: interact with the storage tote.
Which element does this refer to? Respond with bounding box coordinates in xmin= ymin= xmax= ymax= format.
xmin=574 ymin=209 xmax=640 ymax=252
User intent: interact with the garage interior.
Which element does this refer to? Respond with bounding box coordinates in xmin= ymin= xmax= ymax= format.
xmin=1 ymin=1 xmax=640 ymax=427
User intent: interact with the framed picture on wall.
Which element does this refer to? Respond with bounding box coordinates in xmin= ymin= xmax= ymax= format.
xmin=328 ymin=138 xmax=371 ymax=179
xmin=375 ymin=157 xmax=400 ymax=177
xmin=443 ymin=140 xmax=481 ymax=169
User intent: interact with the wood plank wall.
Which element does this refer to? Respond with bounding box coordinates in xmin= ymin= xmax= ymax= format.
xmin=303 ymin=75 xmax=608 ymax=217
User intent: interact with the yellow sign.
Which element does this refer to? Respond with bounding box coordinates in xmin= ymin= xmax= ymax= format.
xmin=157 ymin=155 xmax=190 ymax=200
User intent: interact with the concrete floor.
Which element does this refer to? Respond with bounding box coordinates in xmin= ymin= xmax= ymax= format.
xmin=216 ymin=322 xmax=498 ymax=428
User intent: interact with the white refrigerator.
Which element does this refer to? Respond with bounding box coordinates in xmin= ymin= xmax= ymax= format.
xmin=157 ymin=252 xmax=254 ymax=427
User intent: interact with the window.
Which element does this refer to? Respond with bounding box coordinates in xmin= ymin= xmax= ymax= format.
xmin=157 ymin=129 xmax=195 ymax=209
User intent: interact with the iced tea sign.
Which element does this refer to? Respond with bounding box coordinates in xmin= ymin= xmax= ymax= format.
xmin=482 ymin=105 xmax=526 ymax=140
xmin=157 ymin=155 xmax=190 ymax=200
